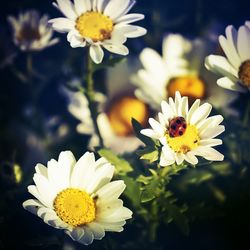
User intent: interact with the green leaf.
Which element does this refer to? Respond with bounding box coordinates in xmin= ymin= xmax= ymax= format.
xmin=165 ymin=202 xmax=189 ymax=235
xmin=121 ymin=176 xmax=141 ymax=208
xmin=141 ymin=179 xmax=159 ymax=203
xmin=132 ymin=118 xmax=155 ymax=147
xmin=93 ymin=57 xmax=126 ymax=72
xmin=137 ymin=148 xmax=159 ymax=163
xmin=98 ymin=148 xmax=133 ymax=175
xmin=137 ymin=175 xmax=152 ymax=185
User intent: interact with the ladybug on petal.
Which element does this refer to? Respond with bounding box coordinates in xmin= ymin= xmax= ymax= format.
xmin=168 ymin=116 xmax=187 ymax=138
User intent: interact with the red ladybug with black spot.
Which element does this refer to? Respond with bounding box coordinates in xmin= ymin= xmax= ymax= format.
xmin=168 ymin=116 xmax=187 ymax=138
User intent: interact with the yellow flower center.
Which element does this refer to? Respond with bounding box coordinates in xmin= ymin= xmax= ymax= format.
xmin=166 ymin=124 xmax=200 ymax=153
xmin=238 ymin=60 xmax=250 ymax=88
xmin=107 ymin=96 xmax=150 ymax=136
xmin=54 ymin=188 xmax=96 ymax=227
xmin=167 ymin=76 xmax=206 ymax=102
xmin=75 ymin=11 xmax=113 ymax=42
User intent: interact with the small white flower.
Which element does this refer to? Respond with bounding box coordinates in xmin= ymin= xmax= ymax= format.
xmin=49 ymin=0 xmax=147 ymax=64
xmin=205 ymin=22 xmax=250 ymax=92
xmin=8 ymin=10 xmax=59 ymax=51
xmin=23 ymin=151 xmax=132 ymax=245
xmin=132 ymin=34 xmax=237 ymax=113
xmin=141 ymin=92 xmax=225 ymax=166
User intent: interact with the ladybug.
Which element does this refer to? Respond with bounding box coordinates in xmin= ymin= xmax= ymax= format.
xmin=168 ymin=116 xmax=187 ymax=138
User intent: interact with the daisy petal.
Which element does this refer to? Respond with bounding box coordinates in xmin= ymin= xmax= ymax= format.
xmin=161 ymin=101 xmax=175 ymax=120
xmin=117 ymin=25 xmax=147 ymax=38
xmin=85 ymin=164 xmax=114 ymax=193
xmin=35 ymin=163 xmax=48 ymax=178
xmin=71 ymin=152 xmax=96 ymax=188
xmin=200 ymin=125 xmax=225 ymax=139
xmin=95 ymin=0 xmax=109 ymax=12
xmin=116 ymin=13 xmax=144 ymax=24
xmin=96 ymin=180 xmax=125 ymax=201
xmin=103 ymin=44 xmax=129 ymax=55
xmin=57 ymin=151 xmax=76 ymax=187
xmin=74 ymin=0 xmax=91 ymax=16
xmin=193 ymin=146 xmax=224 ymax=161
xmin=160 ymin=146 xmax=175 ymax=166
xmin=190 ymin=103 xmax=212 ymax=125
xmin=149 ymin=118 xmax=165 ymax=135
xmin=104 ymin=0 xmax=135 ymax=21
xmin=184 ymin=152 xmax=198 ymax=165
xmin=55 ymin=0 xmax=77 ymax=20
xmin=65 ymin=227 xmax=85 ymax=241
xmin=217 ymin=77 xmax=246 ymax=92
xmin=48 ymin=18 xmax=75 ymax=33
xmin=87 ymin=222 xmax=105 ymax=240
xmin=219 ymin=25 xmax=241 ymax=69
xmin=23 ymin=199 xmax=43 ymax=215
xmin=237 ymin=25 xmax=250 ymax=62
xmin=33 ymin=174 xmax=56 ymax=208
xmin=175 ymin=153 xmax=185 ymax=165
xmin=140 ymin=128 xmax=159 ymax=139
xmin=90 ymin=45 xmax=104 ymax=64
xmin=186 ymin=100 xmax=200 ymax=123
xmin=79 ymin=226 xmax=94 ymax=245
xmin=205 ymin=55 xmax=238 ymax=79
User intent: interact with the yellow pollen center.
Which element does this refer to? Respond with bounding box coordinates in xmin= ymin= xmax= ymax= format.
xmin=167 ymin=76 xmax=206 ymax=102
xmin=238 ymin=60 xmax=250 ymax=88
xmin=107 ymin=96 xmax=150 ymax=136
xmin=75 ymin=11 xmax=113 ymax=42
xmin=166 ymin=125 xmax=200 ymax=153
xmin=54 ymin=188 xmax=96 ymax=227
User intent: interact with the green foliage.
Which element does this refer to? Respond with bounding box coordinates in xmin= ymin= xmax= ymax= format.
xmin=93 ymin=57 xmax=126 ymax=72
xmin=121 ymin=176 xmax=141 ymax=208
xmin=137 ymin=148 xmax=159 ymax=163
xmin=98 ymin=148 xmax=133 ymax=175
xmin=163 ymin=200 xmax=189 ymax=235
xmin=132 ymin=118 xmax=155 ymax=147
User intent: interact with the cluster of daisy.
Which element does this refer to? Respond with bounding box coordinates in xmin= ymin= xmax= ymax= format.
xmin=7 ymin=0 xmax=248 ymax=246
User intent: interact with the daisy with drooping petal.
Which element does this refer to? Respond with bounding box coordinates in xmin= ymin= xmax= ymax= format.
xmin=49 ymin=0 xmax=147 ymax=64
xmin=132 ymin=34 xmax=237 ymax=114
xmin=8 ymin=10 xmax=59 ymax=51
xmin=23 ymin=151 xmax=132 ymax=245
xmin=141 ymin=92 xmax=225 ymax=166
xmin=205 ymin=22 xmax=250 ymax=92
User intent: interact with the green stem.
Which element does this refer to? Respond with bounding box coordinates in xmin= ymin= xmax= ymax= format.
xmin=27 ymin=53 xmax=33 ymax=80
xmin=85 ymin=50 xmax=104 ymax=148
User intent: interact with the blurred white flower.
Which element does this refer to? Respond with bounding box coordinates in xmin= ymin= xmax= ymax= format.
xmin=8 ymin=10 xmax=59 ymax=51
xmin=205 ymin=22 xmax=250 ymax=92
xmin=141 ymin=92 xmax=225 ymax=166
xmin=132 ymin=34 xmax=237 ymax=114
xmin=49 ymin=0 xmax=146 ymax=64
xmin=65 ymin=60 xmax=149 ymax=154
xmin=23 ymin=151 xmax=132 ymax=245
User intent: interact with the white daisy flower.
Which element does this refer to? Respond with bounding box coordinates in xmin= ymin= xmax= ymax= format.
xmin=132 ymin=34 xmax=237 ymax=113
xmin=23 ymin=151 xmax=132 ymax=245
xmin=8 ymin=10 xmax=59 ymax=52
xmin=141 ymin=92 xmax=225 ymax=166
xmin=49 ymin=0 xmax=147 ymax=64
xmin=205 ymin=22 xmax=250 ymax=92
xmin=66 ymin=62 xmax=149 ymax=154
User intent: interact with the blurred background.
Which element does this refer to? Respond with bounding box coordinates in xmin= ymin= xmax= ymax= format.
xmin=0 ymin=0 xmax=250 ymax=249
